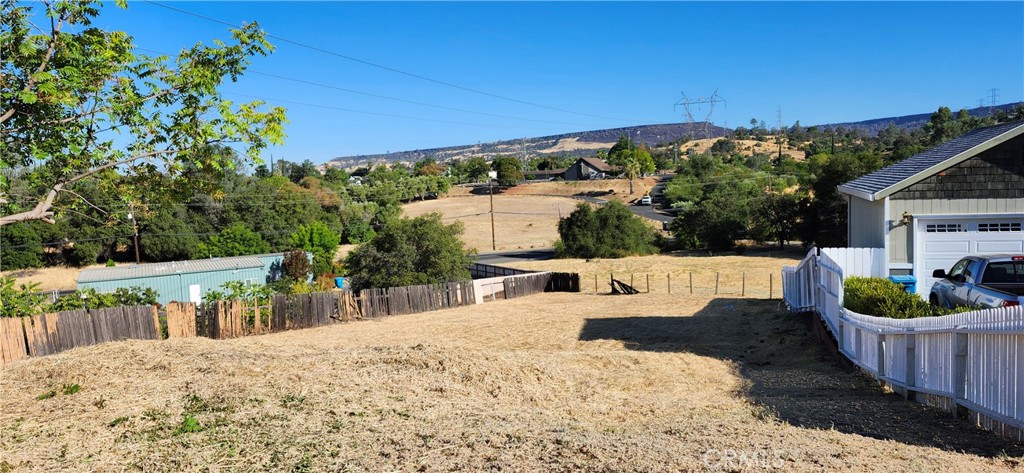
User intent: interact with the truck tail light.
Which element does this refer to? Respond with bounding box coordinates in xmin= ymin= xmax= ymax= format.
xmin=1003 ymin=300 xmax=1020 ymax=307
xmin=1012 ymin=256 xmax=1024 ymax=261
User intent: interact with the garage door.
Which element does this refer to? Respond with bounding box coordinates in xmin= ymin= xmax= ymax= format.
xmin=916 ymin=217 xmax=1024 ymax=297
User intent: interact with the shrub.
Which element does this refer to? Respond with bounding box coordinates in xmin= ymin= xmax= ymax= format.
xmin=49 ymin=286 xmax=158 ymax=312
xmin=344 ymin=213 xmax=474 ymax=291
xmin=282 ymin=249 xmax=312 ymax=281
xmin=0 ymin=277 xmax=45 ymax=318
xmin=554 ymin=201 xmax=660 ymax=259
xmin=843 ymin=277 xmax=970 ymax=319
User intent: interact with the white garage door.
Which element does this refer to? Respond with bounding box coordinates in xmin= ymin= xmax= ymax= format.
xmin=916 ymin=217 xmax=1024 ymax=297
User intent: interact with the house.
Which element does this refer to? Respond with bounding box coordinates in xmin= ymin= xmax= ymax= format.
xmin=77 ymin=252 xmax=291 ymax=305
xmin=561 ymin=157 xmax=621 ymax=181
xmin=522 ymin=168 xmax=566 ymax=180
xmin=837 ymin=120 xmax=1024 ymax=295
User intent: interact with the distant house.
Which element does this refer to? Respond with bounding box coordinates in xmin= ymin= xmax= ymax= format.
xmin=562 ymin=157 xmax=620 ymax=181
xmin=837 ymin=121 xmax=1024 ymax=295
xmin=77 ymin=252 xmax=293 ymax=305
xmin=522 ymin=168 xmax=566 ymax=180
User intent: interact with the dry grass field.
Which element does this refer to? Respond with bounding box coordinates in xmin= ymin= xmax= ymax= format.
xmin=2 ymin=290 xmax=1021 ymax=471
xmin=681 ymin=137 xmax=806 ymax=160
xmin=1 ymin=265 xmax=96 ymax=292
xmin=404 ymin=194 xmax=585 ymax=252
xmin=513 ymin=252 xmax=802 ymax=297
xmin=406 ymin=180 xmax=667 ymax=253
xmin=446 ymin=177 xmax=660 ymax=202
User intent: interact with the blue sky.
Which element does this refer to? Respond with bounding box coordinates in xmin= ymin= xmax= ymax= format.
xmin=91 ymin=1 xmax=1024 ymax=163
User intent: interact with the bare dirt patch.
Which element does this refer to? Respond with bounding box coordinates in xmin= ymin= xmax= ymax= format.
xmin=1 ymin=293 xmax=1019 ymax=471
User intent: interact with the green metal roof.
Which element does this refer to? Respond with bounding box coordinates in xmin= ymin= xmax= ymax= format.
xmin=78 ymin=255 xmax=266 ymax=284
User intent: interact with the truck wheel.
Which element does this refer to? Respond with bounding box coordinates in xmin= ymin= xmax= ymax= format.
xmin=929 ymin=294 xmax=939 ymax=306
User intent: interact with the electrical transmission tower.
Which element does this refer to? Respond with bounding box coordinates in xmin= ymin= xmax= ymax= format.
xmin=674 ymin=89 xmax=726 ymax=140
xmin=989 ymin=88 xmax=1001 ymax=114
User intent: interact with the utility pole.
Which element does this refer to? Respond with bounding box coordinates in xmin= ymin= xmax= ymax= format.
xmin=489 ymin=179 xmax=496 ymax=251
xmin=128 ymin=202 xmax=140 ymax=264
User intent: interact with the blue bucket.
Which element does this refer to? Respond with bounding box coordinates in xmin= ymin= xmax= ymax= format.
xmin=335 ymin=277 xmax=345 ymax=289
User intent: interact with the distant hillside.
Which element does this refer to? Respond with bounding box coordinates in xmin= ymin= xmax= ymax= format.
xmin=325 ymin=102 xmax=1024 ymax=168
xmin=816 ymin=102 xmax=1023 ymax=136
xmin=326 ymin=123 xmax=730 ymax=168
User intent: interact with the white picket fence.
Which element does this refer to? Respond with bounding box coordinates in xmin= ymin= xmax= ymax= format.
xmin=783 ymin=248 xmax=1024 ymax=439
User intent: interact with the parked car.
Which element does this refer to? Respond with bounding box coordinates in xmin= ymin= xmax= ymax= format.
xmin=639 ymin=195 xmax=652 ymax=206
xmin=930 ymin=255 xmax=1024 ymax=309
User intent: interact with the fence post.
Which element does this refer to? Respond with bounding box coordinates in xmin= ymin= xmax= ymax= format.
xmin=594 ymin=275 xmax=598 ymax=295
xmin=741 ymin=272 xmax=745 ymax=297
xmin=715 ymin=272 xmax=719 ymax=295
xmin=877 ymin=333 xmax=886 ymax=378
xmin=668 ymin=273 xmax=671 ymax=294
xmin=904 ymin=329 xmax=916 ymax=400
xmin=689 ymin=272 xmax=693 ymax=294
xmin=646 ymin=274 xmax=650 ymax=293
xmin=953 ymin=330 xmax=968 ymax=412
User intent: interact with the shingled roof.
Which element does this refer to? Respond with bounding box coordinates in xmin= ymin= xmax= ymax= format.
xmin=838 ymin=121 xmax=1024 ymax=201
xmin=579 ymin=157 xmax=620 ymax=172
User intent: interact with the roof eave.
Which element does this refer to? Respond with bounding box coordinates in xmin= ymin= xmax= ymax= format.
xmin=837 ymin=185 xmax=875 ymax=201
xmin=873 ymin=123 xmax=1024 ymax=200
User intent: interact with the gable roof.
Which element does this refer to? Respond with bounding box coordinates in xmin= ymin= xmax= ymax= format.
xmin=838 ymin=121 xmax=1024 ymax=201
xmin=78 ymin=254 xmax=272 ymax=284
xmin=578 ymin=157 xmax=617 ymax=172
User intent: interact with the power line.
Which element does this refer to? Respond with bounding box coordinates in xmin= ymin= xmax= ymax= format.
xmin=141 ymin=0 xmax=639 ymax=123
xmin=224 ymin=92 xmax=547 ymax=130
xmin=247 ymin=71 xmax=595 ymax=127
xmin=133 ymin=47 xmax=600 ymax=129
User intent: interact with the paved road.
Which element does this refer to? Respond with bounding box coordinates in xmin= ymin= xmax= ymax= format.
xmin=577 ymin=175 xmax=676 ymax=224
xmin=475 ymin=248 xmax=555 ymax=265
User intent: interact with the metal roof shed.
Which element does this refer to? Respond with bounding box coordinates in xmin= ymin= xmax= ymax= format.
xmin=77 ymin=253 xmax=286 ymax=305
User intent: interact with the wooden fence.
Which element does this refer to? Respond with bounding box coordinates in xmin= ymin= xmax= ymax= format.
xmin=469 ymin=262 xmax=535 ymax=278
xmin=1 ymin=306 xmax=160 ymax=366
xmin=2 ymin=271 xmax=571 ymax=368
xmin=502 ymin=272 xmax=580 ymax=299
xmin=783 ymin=247 xmax=1024 ymax=441
xmin=360 ymin=281 xmax=475 ymax=319
xmin=165 ymin=291 xmax=361 ymax=339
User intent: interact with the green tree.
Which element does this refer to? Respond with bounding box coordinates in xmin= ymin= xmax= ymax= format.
xmin=139 ymin=210 xmax=200 ymax=262
xmin=457 ymin=157 xmax=491 ymax=183
xmin=606 ymin=135 xmax=634 ymax=166
xmin=0 ymin=222 xmax=44 ymax=270
xmin=750 ymin=193 xmax=801 ymax=249
xmin=289 ymin=221 xmax=341 ymax=275
xmin=0 ymin=1 xmax=287 ymax=227
xmin=197 ymin=222 xmax=270 ymax=258
xmin=623 ymin=158 xmax=641 ymax=194
xmin=344 ymin=213 xmax=475 ymax=290
xmin=491 ymin=156 xmax=524 ymax=186
xmin=554 ymin=201 xmax=659 ymax=259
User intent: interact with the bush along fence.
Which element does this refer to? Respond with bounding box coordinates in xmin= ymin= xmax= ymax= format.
xmin=783 ymin=247 xmax=1024 ymax=441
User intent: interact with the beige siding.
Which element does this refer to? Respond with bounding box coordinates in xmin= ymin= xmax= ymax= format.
xmin=888 ymin=198 xmax=1024 ymax=263
xmin=848 ymin=197 xmax=885 ymax=248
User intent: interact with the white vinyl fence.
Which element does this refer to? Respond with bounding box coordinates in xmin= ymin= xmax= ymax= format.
xmin=783 ymin=248 xmax=1024 ymax=439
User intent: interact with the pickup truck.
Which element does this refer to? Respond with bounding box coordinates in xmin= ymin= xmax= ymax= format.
xmin=930 ymin=255 xmax=1024 ymax=309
